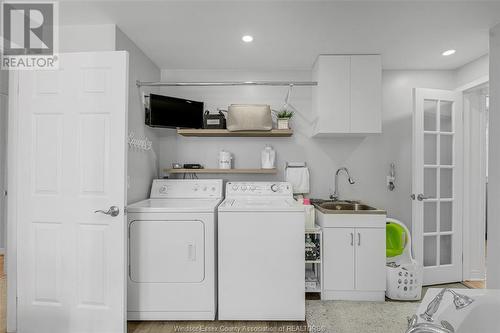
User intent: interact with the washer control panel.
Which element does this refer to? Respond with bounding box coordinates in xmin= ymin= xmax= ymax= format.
xmin=150 ymin=179 xmax=223 ymax=198
xmin=226 ymin=182 xmax=293 ymax=197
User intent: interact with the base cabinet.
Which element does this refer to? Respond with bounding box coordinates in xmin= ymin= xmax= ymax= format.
xmin=323 ymin=228 xmax=355 ymax=291
xmin=319 ymin=213 xmax=386 ymax=301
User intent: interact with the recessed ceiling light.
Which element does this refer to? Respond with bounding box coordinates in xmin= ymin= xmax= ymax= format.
xmin=242 ymin=35 xmax=254 ymax=43
xmin=442 ymin=49 xmax=456 ymax=56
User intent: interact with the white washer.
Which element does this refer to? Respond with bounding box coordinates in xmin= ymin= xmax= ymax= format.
xmin=127 ymin=179 xmax=223 ymax=320
xmin=218 ymin=182 xmax=305 ymax=320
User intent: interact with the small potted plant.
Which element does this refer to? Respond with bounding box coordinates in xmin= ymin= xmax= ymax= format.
xmin=276 ymin=110 xmax=294 ymax=129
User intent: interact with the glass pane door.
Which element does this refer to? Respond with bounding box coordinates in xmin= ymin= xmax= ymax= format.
xmin=422 ymin=99 xmax=455 ymax=268
xmin=413 ymin=88 xmax=462 ymax=285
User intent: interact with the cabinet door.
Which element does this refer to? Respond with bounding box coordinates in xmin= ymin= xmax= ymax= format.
xmin=355 ymin=228 xmax=386 ymax=291
xmin=323 ymin=228 xmax=355 ymax=290
xmin=313 ymin=56 xmax=350 ymax=134
xmin=350 ymin=55 xmax=382 ymax=133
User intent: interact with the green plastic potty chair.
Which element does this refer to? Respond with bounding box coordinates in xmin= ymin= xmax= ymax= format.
xmin=385 ymin=218 xmax=422 ymax=301
xmin=386 ymin=221 xmax=407 ymax=258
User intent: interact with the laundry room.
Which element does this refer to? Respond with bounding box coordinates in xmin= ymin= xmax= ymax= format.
xmin=1 ymin=1 xmax=500 ymax=333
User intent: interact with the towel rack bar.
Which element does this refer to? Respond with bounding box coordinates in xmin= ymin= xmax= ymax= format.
xmin=136 ymin=80 xmax=318 ymax=87
xmin=285 ymin=162 xmax=307 ymax=168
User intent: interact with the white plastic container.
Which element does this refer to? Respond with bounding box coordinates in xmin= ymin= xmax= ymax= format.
xmin=304 ymin=205 xmax=315 ymax=229
xmin=261 ymin=145 xmax=276 ymax=169
xmin=218 ymin=150 xmax=232 ymax=169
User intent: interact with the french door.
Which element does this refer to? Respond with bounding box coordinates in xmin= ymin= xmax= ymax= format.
xmin=412 ymin=88 xmax=463 ymax=285
xmin=14 ymin=52 xmax=129 ymax=333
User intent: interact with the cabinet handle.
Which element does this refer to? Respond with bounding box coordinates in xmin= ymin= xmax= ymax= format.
xmin=350 ymin=232 xmax=354 ymax=246
xmin=358 ymin=232 xmax=361 ymax=246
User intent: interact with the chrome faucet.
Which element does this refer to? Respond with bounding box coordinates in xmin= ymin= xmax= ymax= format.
xmin=330 ymin=167 xmax=355 ymax=201
xmin=420 ymin=288 xmax=474 ymax=322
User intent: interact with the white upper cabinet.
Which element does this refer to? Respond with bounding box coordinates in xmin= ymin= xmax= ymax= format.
xmin=312 ymin=55 xmax=382 ymax=136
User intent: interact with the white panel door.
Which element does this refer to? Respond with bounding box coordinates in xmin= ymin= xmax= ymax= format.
xmin=322 ymin=228 xmax=355 ymax=291
xmin=355 ymin=228 xmax=386 ymax=291
xmin=16 ymin=52 xmax=128 ymax=333
xmin=412 ymin=88 xmax=463 ymax=285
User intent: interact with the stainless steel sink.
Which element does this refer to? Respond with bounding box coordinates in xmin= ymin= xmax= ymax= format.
xmin=319 ymin=202 xmax=376 ymax=211
xmin=311 ymin=199 xmax=386 ymax=215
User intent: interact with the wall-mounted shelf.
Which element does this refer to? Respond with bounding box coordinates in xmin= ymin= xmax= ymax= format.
xmin=164 ymin=168 xmax=278 ymax=174
xmin=177 ymin=129 xmax=293 ymax=137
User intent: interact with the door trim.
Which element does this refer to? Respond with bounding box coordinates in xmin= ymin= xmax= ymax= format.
xmin=7 ymin=70 xmax=19 ymax=332
xmin=461 ymin=81 xmax=489 ymax=282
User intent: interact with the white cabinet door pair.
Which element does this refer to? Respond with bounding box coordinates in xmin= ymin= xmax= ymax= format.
xmin=322 ymin=227 xmax=386 ymax=301
xmin=312 ymin=55 xmax=382 ymax=136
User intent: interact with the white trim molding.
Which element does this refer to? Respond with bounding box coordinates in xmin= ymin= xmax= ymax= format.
xmin=456 ymin=75 xmax=489 ymax=93
xmin=462 ymin=87 xmax=488 ymax=282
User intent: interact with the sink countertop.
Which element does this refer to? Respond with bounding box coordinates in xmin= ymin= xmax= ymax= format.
xmin=310 ymin=199 xmax=387 ymax=215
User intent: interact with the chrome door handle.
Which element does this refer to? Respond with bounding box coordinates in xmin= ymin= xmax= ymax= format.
xmin=94 ymin=206 xmax=120 ymax=217
xmin=350 ymin=232 xmax=354 ymax=246
xmin=417 ymin=194 xmax=429 ymax=201
xmin=358 ymin=232 xmax=361 ymax=246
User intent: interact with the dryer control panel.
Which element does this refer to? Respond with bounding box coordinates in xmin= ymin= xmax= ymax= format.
xmin=150 ymin=179 xmax=223 ymax=199
xmin=225 ymin=182 xmax=293 ymax=198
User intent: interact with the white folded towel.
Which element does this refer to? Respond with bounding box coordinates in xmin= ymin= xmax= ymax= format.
xmin=285 ymin=166 xmax=310 ymax=194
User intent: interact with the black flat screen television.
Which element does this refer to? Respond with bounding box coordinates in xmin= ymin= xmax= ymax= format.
xmin=145 ymin=94 xmax=204 ymax=128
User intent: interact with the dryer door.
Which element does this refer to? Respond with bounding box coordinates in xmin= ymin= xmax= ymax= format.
xmin=129 ymin=220 xmax=205 ymax=283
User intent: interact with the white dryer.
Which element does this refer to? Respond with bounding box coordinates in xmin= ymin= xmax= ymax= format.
xmin=127 ymin=179 xmax=223 ymax=320
xmin=218 ymin=182 xmax=305 ymax=320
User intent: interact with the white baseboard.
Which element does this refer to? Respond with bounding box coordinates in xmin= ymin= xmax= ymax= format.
xmin=321 ymin=290 xmax=386 ymax=301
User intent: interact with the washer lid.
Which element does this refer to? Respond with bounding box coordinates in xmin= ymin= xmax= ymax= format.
xmin=218 ymin=198 xmax=304 ymax=212
xmin=127 ymin=198 xmax=222 ymax=213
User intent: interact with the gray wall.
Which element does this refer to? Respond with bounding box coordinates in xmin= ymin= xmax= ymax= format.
xmin=115 ymin=27 xmax=161 ymax=204
xmin=60 ymin=24 xmax=116 ymax=52
xmin=488 ymin=23 xmax=500 ymax=289
xmin=157 ymin=69 xmax=456 ymax=227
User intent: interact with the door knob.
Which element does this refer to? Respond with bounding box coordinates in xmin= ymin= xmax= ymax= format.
xmin=94 ymin=206 xmax=120 ymax=217
xmin=417 ymin=194 xmax=429 ymax=201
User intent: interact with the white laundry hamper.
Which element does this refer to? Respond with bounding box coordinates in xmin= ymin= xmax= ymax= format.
xmin=386 ymin=218 xmax=423 ymax=300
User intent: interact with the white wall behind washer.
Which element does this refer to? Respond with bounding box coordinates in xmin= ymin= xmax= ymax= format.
xmin=158 ymin=69 xmax=456 ymax=227
xmin=115 ymin=27 xmax=161 ymax=204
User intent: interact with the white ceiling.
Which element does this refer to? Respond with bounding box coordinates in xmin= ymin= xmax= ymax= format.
xmin=59 ymin=1 xmax=500 ymax=70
